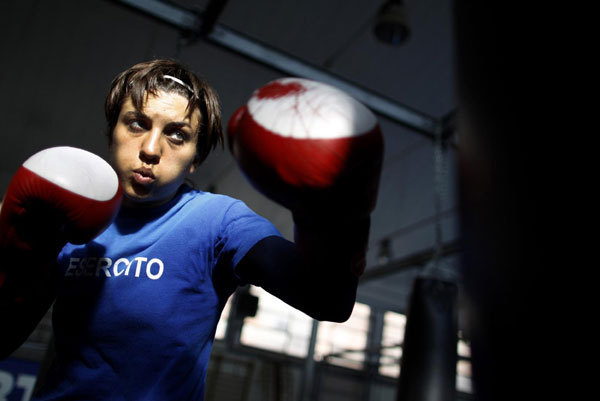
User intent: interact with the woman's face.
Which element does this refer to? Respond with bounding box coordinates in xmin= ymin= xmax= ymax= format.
xmin=110 ymin=90 xmax=200 ymax=207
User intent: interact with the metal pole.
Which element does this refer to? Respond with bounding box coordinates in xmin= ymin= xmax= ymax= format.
xmin=298 ymin=319 xmax=319 ymax=401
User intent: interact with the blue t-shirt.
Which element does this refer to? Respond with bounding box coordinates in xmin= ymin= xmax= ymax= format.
xmin=33 ymin=185 xmax=281 ymax=400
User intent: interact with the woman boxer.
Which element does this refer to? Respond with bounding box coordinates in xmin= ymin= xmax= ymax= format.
xmin=1 ymin=59 xmax=383 ymax=400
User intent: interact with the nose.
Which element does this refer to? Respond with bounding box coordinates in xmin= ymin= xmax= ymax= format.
xmin=139 ymin=129 xmax=161 ymax=165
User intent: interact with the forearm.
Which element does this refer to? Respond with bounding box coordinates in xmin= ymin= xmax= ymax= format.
xmin=0 ymin=290 xmax=54 ymax=359
xmin=0 ymin=251 xmax=56 ymax=359
xmin=237 ymin=236 xmax=359 ymax=322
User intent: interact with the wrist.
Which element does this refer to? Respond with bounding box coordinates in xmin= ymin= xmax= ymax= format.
xmin=293 ymin=214 xmax=370 ymax=277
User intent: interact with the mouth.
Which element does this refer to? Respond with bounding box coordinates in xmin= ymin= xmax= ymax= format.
xmin=132 ymin=167 xmax=156 ymax=185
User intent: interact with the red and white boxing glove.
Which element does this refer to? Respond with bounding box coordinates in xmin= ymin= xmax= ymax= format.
xmin=228 ymin=78 xmax=384 ymax=275
xmin=1 ymin=146 xmax=122 ymax=252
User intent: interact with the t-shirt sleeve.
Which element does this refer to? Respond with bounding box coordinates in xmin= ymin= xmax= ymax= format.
xmin=216 ymin=200 xmax=282 ymax=280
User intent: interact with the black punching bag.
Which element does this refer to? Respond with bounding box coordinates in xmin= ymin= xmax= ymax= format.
xmin=454 ymin=1 xmax=557 ymax=400
xmin=396 ymin=277 xmax=458 ymax=401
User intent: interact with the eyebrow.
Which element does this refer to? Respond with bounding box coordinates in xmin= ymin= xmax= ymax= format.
xmin=122 ymin=110 xmax=149 ymax=121
xmin=166 ymin=121 xmax=193 ymax=130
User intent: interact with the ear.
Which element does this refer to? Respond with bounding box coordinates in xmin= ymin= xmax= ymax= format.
xmin=188 ymin=156 xmax=199 ymax=174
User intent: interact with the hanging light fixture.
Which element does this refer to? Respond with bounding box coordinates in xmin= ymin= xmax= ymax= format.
xmin=374 ymin=0 xmax=410 ymax=45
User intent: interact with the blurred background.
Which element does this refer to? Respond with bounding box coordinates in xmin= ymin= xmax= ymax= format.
xmin=0 ymin=1 xmax=470 ymax=400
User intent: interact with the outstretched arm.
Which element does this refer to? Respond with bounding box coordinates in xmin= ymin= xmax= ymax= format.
xmin=0 ymin=147 xmax=122 ymax=358
xmin=228 ymin=78 xmax=383 ymax=322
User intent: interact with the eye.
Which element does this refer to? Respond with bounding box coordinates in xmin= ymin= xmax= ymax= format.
xmin=166 ymin=130 xmax=187 ymax=145
xmin=127 ymin=119 xmax=146 ymax=132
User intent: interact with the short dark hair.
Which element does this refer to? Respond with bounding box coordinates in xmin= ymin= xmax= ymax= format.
xmin=104 ymin=59 xmax=223 ymax=165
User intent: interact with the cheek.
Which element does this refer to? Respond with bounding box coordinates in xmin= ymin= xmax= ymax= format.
xmin=171 ymin=151 xmax=197 ymax=176
xmin=111 ymin=129 xmax=137 ymax=155
xmin=109 ymin=141 xmax=123 ymax=164
xmin=109 ymin=138 xmax=134 ymax=173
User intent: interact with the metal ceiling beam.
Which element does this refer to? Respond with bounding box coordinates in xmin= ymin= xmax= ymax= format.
xmin=111 ymin=0 xmax=440 ymax=136
xmin=117 ymin=0 xmax=200 ymax=29
xmin=207 ymin=25 xmax=439 ymax=135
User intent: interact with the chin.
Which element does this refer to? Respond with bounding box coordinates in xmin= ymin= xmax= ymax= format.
xmin=125 ymin=190 xmax=174 ymax=208
xmin=123 ymin=186 xmax=152 ymax=204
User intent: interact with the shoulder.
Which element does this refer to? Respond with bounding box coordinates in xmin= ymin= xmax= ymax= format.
xmin=171 ymin=187 xmax=266 ymax=235
xmin=177 ymin=187 xmax=247 ymax=218
xmin=175 ymin=187 xmax=279 ymax=236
